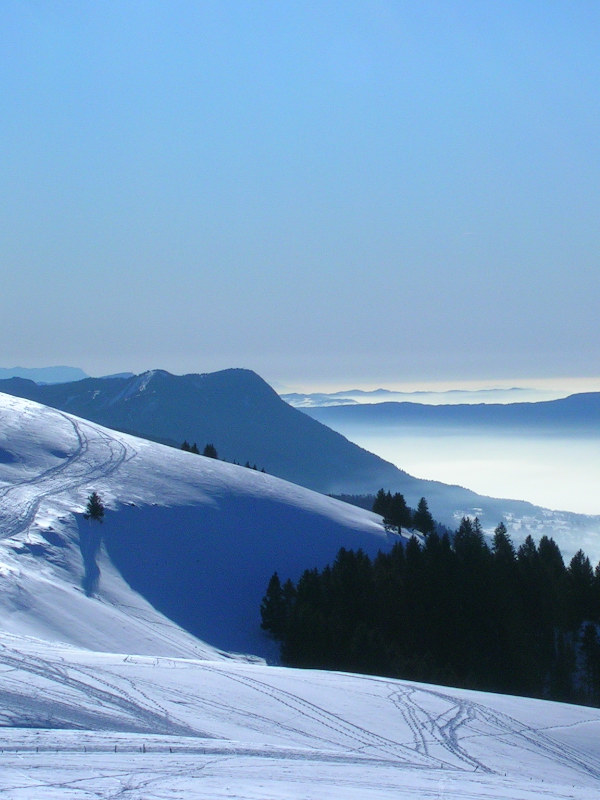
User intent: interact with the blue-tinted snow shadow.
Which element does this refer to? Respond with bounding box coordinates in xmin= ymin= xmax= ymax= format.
xmin=102 ymin=500 xmax=391 ymax=659
xmin=79 ymin=520 xmax=103 ymax=596
xmin=0 ymin=447 xmax=17 ymax=463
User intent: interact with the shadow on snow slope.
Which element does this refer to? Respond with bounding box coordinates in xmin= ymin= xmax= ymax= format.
xmin=101 ymin=501 xmax=394 ymax=659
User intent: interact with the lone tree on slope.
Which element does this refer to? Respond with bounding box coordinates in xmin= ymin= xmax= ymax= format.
xmin=84 ymin=491 xmax=105 ymax=523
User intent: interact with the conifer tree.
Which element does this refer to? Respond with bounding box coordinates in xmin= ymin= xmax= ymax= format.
xmin=83 ymin=491 xmax=104 ymax=523
xmin=412 ymin=497 xmax=435 ymax=535
xmin=261 ymin=572 xmax=287 ymax=638
xmin=372 ymin=489 xmax=391 ymax=517
xmin=389 ymin=492 xmax=412 ymax=530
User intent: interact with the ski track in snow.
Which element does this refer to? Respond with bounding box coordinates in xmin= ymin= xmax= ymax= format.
xmin=386 ymin=681 xmax=600 ymax=779
xmin=2 ymin=644 xmax=600 ymax=799
xmin=3 ymin=644 xmax=600 ymax=781
xmin=0 ymin=409 xmax=136 ymax=540
xmin=199 ymin=664 xmax=434 ymax=766
xmin=0 ymin=647 xmax=193 ymax=737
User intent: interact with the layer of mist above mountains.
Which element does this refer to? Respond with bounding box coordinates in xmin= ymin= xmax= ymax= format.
xmin=301 ymin=395 xmax=600 ymax=518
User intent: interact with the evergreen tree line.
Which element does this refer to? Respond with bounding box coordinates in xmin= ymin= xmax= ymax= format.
xmin=261 ymin=517 xmax=600 ymax=705
xmin=180 ymin=441 xmax=266 ymax=472
xmin=372 ymin=489 xmax=436 ymax=534
xmin=329 ymin=492 xmax=451 ymax=537
xmin=181 ymin=441 xmax=218 ymax=457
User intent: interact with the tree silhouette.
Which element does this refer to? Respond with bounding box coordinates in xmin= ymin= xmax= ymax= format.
xmin=412 ymin=497 xmax=435 ymax=535
xmin=83 ymin=491 xmax=104 ymax=523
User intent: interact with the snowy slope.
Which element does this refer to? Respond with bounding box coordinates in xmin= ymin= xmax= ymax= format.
xmin=0 ymin=392 xmax=392 ymax=657
xmin=2 ymin=391 xmax=600 ymax=799
xmin=2 ymin=631 xmax=600 ymax=799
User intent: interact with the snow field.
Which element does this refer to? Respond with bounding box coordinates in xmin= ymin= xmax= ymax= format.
xmin=2 ymin=633 xmax=600 ymax=799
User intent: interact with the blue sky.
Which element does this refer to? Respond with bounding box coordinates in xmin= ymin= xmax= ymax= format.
xmin=2 ymin=1 xmax=599 ymax=390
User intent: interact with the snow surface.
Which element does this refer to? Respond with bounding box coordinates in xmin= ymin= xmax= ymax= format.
xmin=1 ymin=391 xmax=600 ymax=798
xmin=2 ymin=633 xmax=600 ymax=799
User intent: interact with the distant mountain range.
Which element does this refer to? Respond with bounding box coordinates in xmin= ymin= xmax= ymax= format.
xmin=0 ymin=365 xmax=89 ymax=384
xmin=282 ymin=386 xmax=565 ymax=407
xmin=1 ymin=368 xmax=599 ymax=551
xmin=301 ymin=393 xmax=600 ymax=433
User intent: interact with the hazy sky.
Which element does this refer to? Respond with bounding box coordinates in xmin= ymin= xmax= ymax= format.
xmin=3 ymin=1 xmax=599 ymax=390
